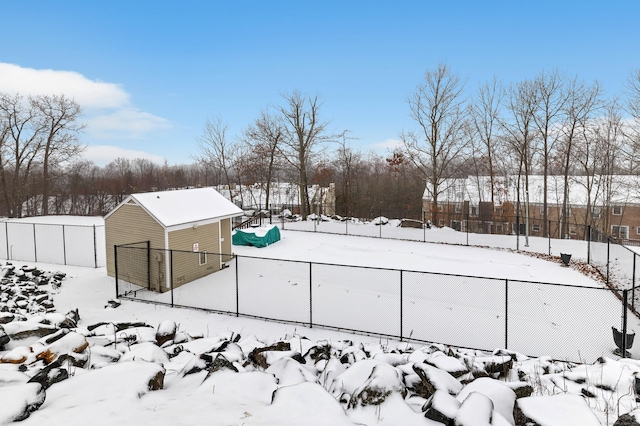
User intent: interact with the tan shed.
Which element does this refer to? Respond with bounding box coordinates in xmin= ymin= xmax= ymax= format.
xmin=104 ymin=187 xmax=243 ymax=292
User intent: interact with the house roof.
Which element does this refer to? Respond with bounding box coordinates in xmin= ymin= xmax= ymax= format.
xmin=107 ymin=187 xmax=243 ymax=228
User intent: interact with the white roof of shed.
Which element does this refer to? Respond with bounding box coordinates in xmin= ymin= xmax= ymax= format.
xmin=109 ymin=187 xmax=243 ymax=228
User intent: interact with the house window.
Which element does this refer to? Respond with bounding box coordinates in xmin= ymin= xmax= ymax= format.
xmin=470 ymin=206 xmax=478 ymax=216
xmin=438 ymin=219 xmax=444 ymax=226
xmin=455 ymin=203 xmax=462 ymax=214
xmin=612 ymin=225 xmax=629 ymax=240
xmin=533 ymin=224 xmax=540 ymax=232
xmin=637 ymin=226 xmax=640 ymax=236
xmin=593 ymin=208 xmax=601 ymax=219
xmin=199 ymin=251 xmax=207 ymax=266
xmin=613 ymin=206 xmax=623 ymax=216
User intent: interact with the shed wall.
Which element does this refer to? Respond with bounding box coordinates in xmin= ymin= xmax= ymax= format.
xmin=105 ymin=203 xmax=165 ymax=291
xmin=168 ymin=222 xmax=221 ymax=289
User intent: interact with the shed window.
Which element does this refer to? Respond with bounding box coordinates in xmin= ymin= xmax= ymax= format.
xmin=199 ymin=252 xmax=207 ymax=266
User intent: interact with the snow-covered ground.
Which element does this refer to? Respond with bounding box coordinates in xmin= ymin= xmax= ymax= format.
xmin=2 ymin=217 xmax=640 ymax=424
xmin=118 ymin=225 xmax=632 ymax=364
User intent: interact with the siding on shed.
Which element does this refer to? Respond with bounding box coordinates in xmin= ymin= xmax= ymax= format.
xmin=168 ymin=222 xmax=221 ymax=289
xmin=220 ymin=217 xmax=233 ymax=262
xmin=105 ymin=203 xmax=165 ymax=291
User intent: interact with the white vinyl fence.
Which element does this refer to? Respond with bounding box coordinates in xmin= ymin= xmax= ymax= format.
xmin=0 ymin=220 xmax=105 ymax=268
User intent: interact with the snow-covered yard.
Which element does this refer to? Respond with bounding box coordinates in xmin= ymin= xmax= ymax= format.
xmin=3 ymin=216 xmax=640 ymax=425
xmin=118 ymin=227 xmax=632 ymax=364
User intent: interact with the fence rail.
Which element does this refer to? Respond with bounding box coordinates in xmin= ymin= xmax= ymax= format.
xmin=115 ymin=245 xmax=630 ymax=363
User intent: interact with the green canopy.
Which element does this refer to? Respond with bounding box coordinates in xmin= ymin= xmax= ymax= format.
xmin=232 ymin=225 xmax=281 ymax=248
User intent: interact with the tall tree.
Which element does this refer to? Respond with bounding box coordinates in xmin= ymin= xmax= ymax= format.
xmin=277 ymin=91 xmax=333 ymax=218
xmin=470 ymin=77 xmax=504 ymax=205
xmin=533 ymin=70 xmax=565 ymax=235
xmin=401 ymin=64 xmax=470 ymax=224
xmin=624 ymin=69 xmax=640 ymax=173
xmin=31 ymin=94 xmax=84 ymax=215
xmin=557 ymin=78 xmax=601 ymax=236
xmin=195 ymin=116 xmax=238 ymax=202
xmin=242 ymin=110 xmax=285 ymax=210
xmin=502 ymin=78 xmax=539 ymax=244
xmin=333 ymin=133 xmax=362 ymax=217
xmin=0 ymin=93 xmax=42 ymax=217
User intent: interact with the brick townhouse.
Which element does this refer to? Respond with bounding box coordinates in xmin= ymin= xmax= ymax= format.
xmin=422 ymin=175 xmax=640 ymax=243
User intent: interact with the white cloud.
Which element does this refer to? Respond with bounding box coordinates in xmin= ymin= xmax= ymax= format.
xmin=370 ymin=138 xmax=403 ymax=152
xmin=0 ymin=63 xmax=172 ymax=139
xmin=87 ymin=108 xmax=172 ymax=138
xmin=82 ymin=145 xmax=166 ymax=167
xmin=0 ymin=63 xmax=129 ymax=109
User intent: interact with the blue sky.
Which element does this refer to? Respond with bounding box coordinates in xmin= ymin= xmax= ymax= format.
xmin=1 ymin=1 xmax=639 ymax=166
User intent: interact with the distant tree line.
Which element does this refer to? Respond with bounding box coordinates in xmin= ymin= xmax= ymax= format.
xmin=3 ymin=66 xmax=640 ymax=222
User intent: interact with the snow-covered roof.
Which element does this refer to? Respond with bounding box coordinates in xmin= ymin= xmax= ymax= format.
xmin=107 ymin=187 xmax=243 ymax=228
xmin=424 ymin=175 xmax=640 ymax=206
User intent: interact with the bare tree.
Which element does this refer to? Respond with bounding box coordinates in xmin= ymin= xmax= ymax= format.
xmin=31 ymin=94 xmax=84 ymax=214
xmin=195 ymin=116 xmax=238 ymax=203
xmin=333 ymin=133 xmax=361 ymax=217
xmin=276 ymin=91 xmax=334 ymax=218
xmin=401 ymin=64 xmax=470 ymax=224
xmin=469 ymin=77 xmax=505 ymax=205
xmin=533 ymin=70 xmax=566 ymax=235
xmin=242 ymin=110 xmax=285 ymax=210
xmin=0 ymin=93 xmax=43 ymax=217
xmin=624 ymin=69 xmax=640 ymax=173
xmin=556 ymin=78 xmax=601 ymax=236
xmin=502 ymin=78 xmax=539 ymax=244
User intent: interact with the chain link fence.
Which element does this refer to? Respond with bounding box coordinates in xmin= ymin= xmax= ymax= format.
xmin=0 ymin=220 xmax=105 ymax=267
xmin=115 ymin=245 xmax=630 ymax=363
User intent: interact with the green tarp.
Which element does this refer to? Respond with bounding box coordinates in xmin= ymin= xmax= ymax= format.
xmin=232 ymin=225 xmax=281 ymax=248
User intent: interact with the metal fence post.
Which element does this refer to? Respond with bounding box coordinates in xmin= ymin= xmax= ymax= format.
xmin=379 ymin=209 xmax=382 ymax=238
xmin=235 ymin=255 xmax=239 ymax=317
xmin=548 ymin=220 xmax=551 ymax=256
xmin=4 ymin=222 xmax=8 ymax=259
xmin=423 ymin=211 xmax=426 ymax=242
xmin=146 ymin=241 xmax=151 ymax=290
xmin=607 ymin=238 xmax=610 ymax=285
xmin=114 ymin=245 xmax=119 ymax=298
xmin=170 ymin=249 xmax=174 ymax=308
xmin=62 ymin=225 xmax=67 ymax=265
xmin=93 ymin=225 xmax=98 ymax=268
xmin=622 ymin=289 xmax=629 ymax=356
xmin=466 ymin=214 xmax=469 ymax=246
xmin=309 ymin=262 xmax=313 ymax=328
xmin=633 ymin=254 xmax=637 ymax=314
xmin=400 ymin=270 xmax=404 ymax=341
xmin=587 ymin=226 xmax=591 ymax=264
xmin=516 ymin=215 xmax=520 ymax=251
xmin=505 ymin=279 xmax=509 ymax=350
xmin=33 ymin=224 xmax=37 ymax=262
